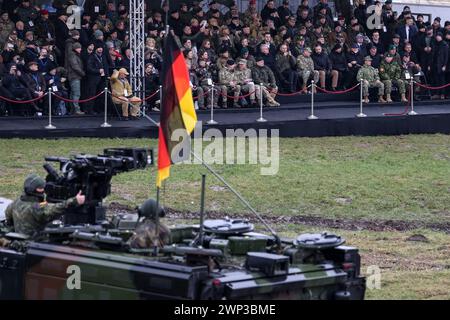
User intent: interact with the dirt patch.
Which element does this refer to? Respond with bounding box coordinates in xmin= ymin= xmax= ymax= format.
xmin=107 ymin=202 xmax=450 ymax=233
xmin=406 ymin=234 xmax=430 ymax=243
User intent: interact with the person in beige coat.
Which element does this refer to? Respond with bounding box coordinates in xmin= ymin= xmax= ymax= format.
xmin=110 ymin=68 xmax=141 ymax=120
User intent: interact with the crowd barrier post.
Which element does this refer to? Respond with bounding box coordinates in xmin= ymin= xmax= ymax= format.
xmin=45 ymin=88 xmax=56 ymax=130
xmin=408 ymin=79 xmax=418 ymax=115
xmin=256 ymin=83 xmax=267 ymax=122
xmin=101 ymin=88 xmax=112 ymax=128
xmin=357 ymin=80 xmax=367 ymax=118
xmin=159 ymin=85 xmax=163 ymax=110
xmin=207 ymin=84 xmax=218 ymax=125
xmin=308 ymin=80 xmax=318 ymax=120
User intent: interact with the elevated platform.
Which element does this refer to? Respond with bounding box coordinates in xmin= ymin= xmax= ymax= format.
xmin=0 ymin=96 xmax=449 ymax=139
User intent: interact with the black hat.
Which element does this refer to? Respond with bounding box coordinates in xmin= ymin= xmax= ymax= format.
xmin=226 ymin=59 xmax=235 ymax=66
xmin=436 ymin=31 xmax=444 ymax=37
xmin=393 ymin=34 xmax=400 ymax=39
xmin=435 ymin=17 xmax=441 ymax=22
xmin=255 ymin=56 xmax=264 ymax=62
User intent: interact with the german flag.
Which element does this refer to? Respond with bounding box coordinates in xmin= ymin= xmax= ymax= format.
xmin=157 ymin=32 xmax=197 ymax=187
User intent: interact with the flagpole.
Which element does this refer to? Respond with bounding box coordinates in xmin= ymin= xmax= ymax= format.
xmin=143 ymin=113 xmax=281 ymax=246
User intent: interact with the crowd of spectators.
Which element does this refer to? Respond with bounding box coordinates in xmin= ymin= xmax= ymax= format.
xmin=0 ymin=0 xmax=450 ymax=117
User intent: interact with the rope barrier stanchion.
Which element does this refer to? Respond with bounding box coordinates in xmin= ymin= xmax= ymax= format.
xmin=256 ymin=83 xmax=267 ymax=123
xmin=45 ymin=88 xmax=56 ymax=130
xmin=356 ymin=81 xmax=367 ymax=118
xmin=308 ymin=81 xmax=318 ymax=120
xmin=101 ymin=88 xmax=111 ymax=128
xmin=207 ymin=84 xmax=218 ymax=125
xmin=408 ymin=79 xmax=418 ymax=116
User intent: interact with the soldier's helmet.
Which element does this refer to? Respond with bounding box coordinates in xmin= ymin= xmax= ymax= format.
xmin=138 ymin=199 xmax=166 ymax=220
xmin=23 ymin=174 xmax=46 ymax=196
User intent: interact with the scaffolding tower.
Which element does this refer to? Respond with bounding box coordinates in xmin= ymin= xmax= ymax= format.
xmin=129 ymin=0 xmax=146 ymax=101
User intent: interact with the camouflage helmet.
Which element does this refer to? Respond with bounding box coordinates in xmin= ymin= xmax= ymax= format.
xmin=138 ymin=199 xmax=165 ymax=219
xmin=24 ymin=174 xmax=46 ymax=195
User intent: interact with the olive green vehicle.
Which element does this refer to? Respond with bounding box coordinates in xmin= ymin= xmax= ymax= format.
xmin=0 ymin=148 xmax=366 ymax=300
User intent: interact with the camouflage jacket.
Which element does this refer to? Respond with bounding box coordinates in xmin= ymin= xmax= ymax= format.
xmin=297 ymin=55 xmax=315 ymax=73
xmin=219 ymin=69 xmax=238 ymax=86
xmin=275 ymin=53 xmax=296 ymax=73
xmin=128 ymin=219 xmax=171 ymax=249
xmin=357 ymin=65 xmax=381 ymax=82
xmin=251 ymin=65 xmax=277 ymax=88
xmin=235 ymin=68 xmax=253 ymax=85
xmin=5 ymin=194 xmax=78 ymax=237
xmin=379 ymin=60 xmax=402 ymax=81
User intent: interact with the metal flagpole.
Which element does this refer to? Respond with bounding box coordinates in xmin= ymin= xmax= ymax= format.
xmin=308 ymin=80 xmax=318 ymax=120
xmin=142 ymin=113 xmax=280 ymax=244
xmin=357 ymin=80 xmax=367 ymax=118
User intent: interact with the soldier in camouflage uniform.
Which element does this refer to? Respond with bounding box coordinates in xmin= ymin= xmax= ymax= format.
xmin=357 ymin=56 xmax=387 ymax=103
xmin=251 ymin=56 xmax=280 ymax=107
xmin=219 ymin=60 xmax=241 ymax=108
xmin=297 ymin=48 xmax=319 ymax=94
xmin=197 ymin=60 xmax=219 ymax=109
xmin=128 ymin=199 xmax=171 ymax=249
xmin=379 ymin=54 xmax=408 ymax=103
xmin=235 ymin=59 xmax=257 ymax=107
xmin=5 ymin=174 xmax=85 ymax=237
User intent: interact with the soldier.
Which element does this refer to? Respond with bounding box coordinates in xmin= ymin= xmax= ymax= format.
xmin=188 ymin=65 xmax=206 ymax=110
xmin=197 ymin=60 xmax=219 ymax=109
xmin=357 ymin=56 xmax=387 ymax=104
xmin=251 ymin=56 xmax=280 ymax=107
xmin=379 ymin=53 xmax=408 ymax=103
xmin=235 ymin=59 xmax=257 ymax=108
xmin=219 ymin=60 xmax=241 ymax=109
xmin=5 ymin=174 xmax=85 ymax=237
xmin=128 ymin=199 xmax=171 ymax=249
xmin=297 ymin=47 xmax=319 ymax=94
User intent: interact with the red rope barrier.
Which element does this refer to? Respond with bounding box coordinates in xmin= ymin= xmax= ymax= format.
xmin=276 ymin=88 xmax=307 ymax=96
xmin=315 ymin=84 xmax=360 ymax=94
xmin=217 ymin=90 xmax=256 ymax=99
xmin=0 ymin=93 xmax=47 ymax=104
xmin=52 ymin=90 xmax=105 ymax=103
xmin=415 ymin=82 xmax=450 ymax=91
xmin=193 ymin=89 xmax=210 ymax=100
xmin=142 ymin=90 xmax=160 ymax=101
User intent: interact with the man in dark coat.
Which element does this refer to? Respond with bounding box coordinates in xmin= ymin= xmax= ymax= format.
xmin=85 ymin=45 xmax=108 ymax=114
xmin=431 ymin=32 xmax=449 ymax=99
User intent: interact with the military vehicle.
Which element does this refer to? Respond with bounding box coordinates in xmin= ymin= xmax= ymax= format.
xmin=0 ymin=148 xmax=366 ymax=300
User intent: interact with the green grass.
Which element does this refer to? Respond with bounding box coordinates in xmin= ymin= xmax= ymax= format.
xmin=0 ymin=135 xmax=448 ymax=223
xmin=0 ymin=135 xmax=449 ymax=300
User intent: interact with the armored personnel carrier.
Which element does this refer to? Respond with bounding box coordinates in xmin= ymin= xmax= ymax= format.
xmin=0 ymin=148 xmax=365 ymax=300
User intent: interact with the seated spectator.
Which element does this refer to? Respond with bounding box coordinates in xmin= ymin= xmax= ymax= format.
xmin=367 ymin=45 xmax=382 ymax=69
xmin=252 ymin=56 xmax=280 ymax=107
xmin=379 ymin=53 xmax=408 ymax=103
xmin=346 ymin=44 xmax=364 ymax=87
xmin=275 ymin=43 xmax=298 ymax=93
xmin=144 ymin=62 xmax=160 ymax=112
xmin=219 ymin=59 xmax=241 ymax=109
xmin=357 ymin=56 xmax=386 ymax=104
xmin=297 ymin=47 xmax=318 ymax=93
xmin=110 ymin=68 xmax=141 ymax=120
xmin=312 ymin=44 xmax=338 ymax=91
xmin=235 ymin=58 xmax=257 ymax=107
xmin=329 ymin=44 xmax=348 ymax=90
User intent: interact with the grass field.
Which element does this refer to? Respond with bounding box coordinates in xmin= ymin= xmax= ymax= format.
xmin=0 ymin=134 xmax=449 ymax=299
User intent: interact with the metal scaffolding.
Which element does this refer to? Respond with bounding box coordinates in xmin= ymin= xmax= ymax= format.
xmin=129 ymin=0 xmax=146 ymax=100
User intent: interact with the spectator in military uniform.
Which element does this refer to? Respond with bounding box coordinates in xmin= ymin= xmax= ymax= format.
xmin=252 ymin=56 xmax=280 ymax=107
xmin=379 ymin=53 xmax=408 ymax=103
xmin=197 ymin=59 xmax=219 ymax=109
xmin=188 ymin=64 xmax=206 ymax=110
xmin=297 ymin=47 xmax=319 ymax=94
xmin=219 ymin=59 xmax=241 ymax=108
xmin=235 ymin=58 xmax=257 ymax=107
xmin=357 ymin=56 xmax=386 ymax=104
xmin=5 ymin=174 xmax=85 ymax=238
xmin=275 ymin=43 xmax=298 ymax=93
